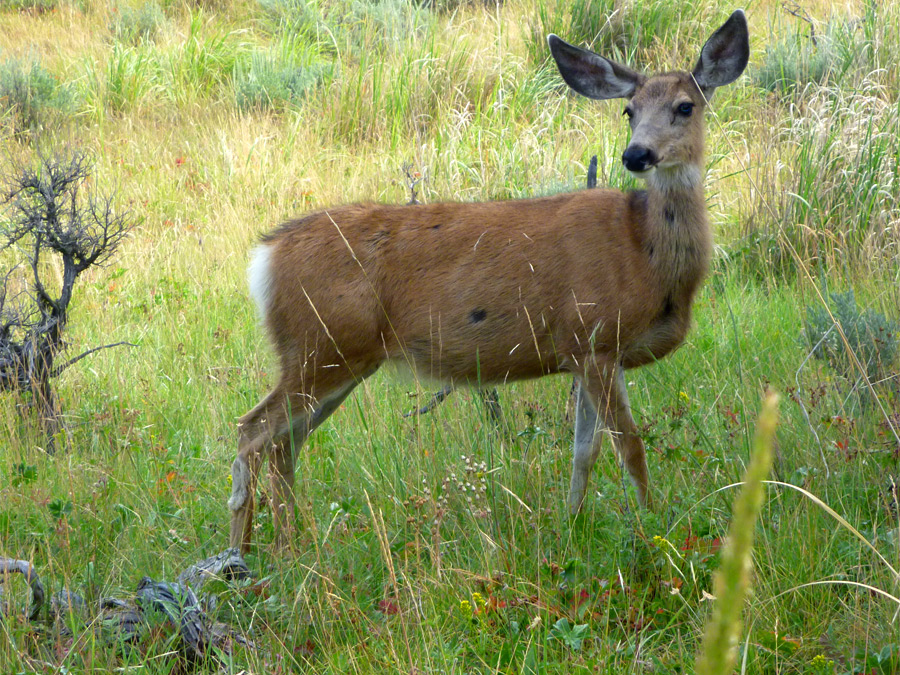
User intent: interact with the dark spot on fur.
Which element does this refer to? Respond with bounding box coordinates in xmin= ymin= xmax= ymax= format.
xmin=470 ymin=309 xmax=487 ymax=323
xmin=664 ymin=207 xmax=675 ymax=224
xmin=647 ymin=243 xmax=654 ymax=259
xmin=662 ymin=294 xmax=675 ymax=318
xmin=431 ymin=223 xmax=441 ymax=230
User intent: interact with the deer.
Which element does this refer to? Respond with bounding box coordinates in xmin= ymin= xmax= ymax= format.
xmin=228 ymin=10 xmax=750 ymax=553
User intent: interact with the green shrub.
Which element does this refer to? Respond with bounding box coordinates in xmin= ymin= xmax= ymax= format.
xmin=258 ymin=0 xmax=318 ymax=35
xmin=259 ymin=0 xmax=432 ymax=54
xmin=0 ymin=58 xmax=71 ymax=134
xmin=234 ymin=51 xmax=330 ymax=110
xmin=754 ymin=19 xmax=861 ymax=93
xmin=0 ymin=0 xmax=58 ymax=12
xmin=803 ymin=288 xmax=898 ymax=386
xmin=109 ymin=1 xmax=166 ymax=44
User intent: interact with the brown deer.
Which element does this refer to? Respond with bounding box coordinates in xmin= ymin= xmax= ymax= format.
xmin=228 ymin=11 xmax=750 ymax=552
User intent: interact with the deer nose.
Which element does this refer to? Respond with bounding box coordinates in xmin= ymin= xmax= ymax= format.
xmin=622 ymin=145 xmax=657 ymax=172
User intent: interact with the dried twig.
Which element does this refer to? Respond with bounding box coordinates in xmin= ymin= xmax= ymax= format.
xmin=402 ymin=162 xmax=424 ymax=205
xmin=782 ymin=1 xmax=817 ymax=45
xmin=49 ymin=341 xmax=137 ymax=378
xmin=0 ymin=150 xmax=136 ymax=449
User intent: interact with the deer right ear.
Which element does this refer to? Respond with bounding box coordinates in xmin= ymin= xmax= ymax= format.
xmin=548 ymin=35 xmax=643 ymax=100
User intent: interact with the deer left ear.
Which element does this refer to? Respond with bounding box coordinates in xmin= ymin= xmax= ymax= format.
xmin=692 ymin=9 xmax=750 ymax=98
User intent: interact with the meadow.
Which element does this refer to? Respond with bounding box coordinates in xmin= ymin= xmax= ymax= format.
xmin=0 ymin=0 xmax=899 ymax=672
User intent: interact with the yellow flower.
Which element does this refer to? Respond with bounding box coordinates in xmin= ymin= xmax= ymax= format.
xmin=679 ymin=391 xmax=690 ymax=403
xmin=653 ymin=535 xmax=672 ymax=548
xmin=472 ymin=592 xmax=485 ymax=607
xmin=459 ymin=600 xmax=472 ymax=614
xmin=810 ymin=654 xmax=833 ymax=670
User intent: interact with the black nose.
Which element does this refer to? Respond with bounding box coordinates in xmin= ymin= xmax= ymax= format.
xmin=622 ymin=145 xmax=657 ymax=172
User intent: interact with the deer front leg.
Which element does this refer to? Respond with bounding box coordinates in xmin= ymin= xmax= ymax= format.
xmin=578 ymin=364 xmax=650 ymax=509
xmin=568 ymin=381 xmax=602 ymax=514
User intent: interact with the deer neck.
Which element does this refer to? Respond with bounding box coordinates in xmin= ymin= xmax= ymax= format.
xmin=642 ymin=163 xmax=712 ymax=298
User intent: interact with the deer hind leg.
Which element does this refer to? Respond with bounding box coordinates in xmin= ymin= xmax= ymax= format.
xmin=570 ymin=364 xmax=650 ymax=511
xmin=228 ymin=365 xmax=373 ymax=553
xmin=478 ymin=388 xmax=503 ymax=427
xmin=228 ymin=388 xmax=282 ymax=554
xmin=268 ymin=377 xmax=363 ymax=549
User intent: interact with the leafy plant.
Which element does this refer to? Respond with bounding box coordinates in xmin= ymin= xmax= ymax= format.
xmin=0 ymin=57 xmax=71 ymax=135
xmin=803 ymin=288 xmax=898 ymax=385
xmin=846 ymin=644 xmax=900 ymax=674
xmin=48 ymin=498 xmax=73 ymax=520
xmin=234 ymin=51 xmax=330 ymax=110
xmin=547 ymin=617 xmax=590 ymax=652
xmin=11 ymin=462 xmax=37 ymax=486
xmin=109 ymin=1 xmax=166 ymax=44
xmin=754 ymin=18 xmax=861 ymax=94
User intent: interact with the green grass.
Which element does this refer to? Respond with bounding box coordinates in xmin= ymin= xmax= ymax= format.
xmin=1 ymin=0 xmax=900 ymax=673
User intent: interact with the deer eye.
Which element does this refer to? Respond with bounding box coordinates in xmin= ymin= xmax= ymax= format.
xmin=676 ymin=102 xmax=694 ymax=116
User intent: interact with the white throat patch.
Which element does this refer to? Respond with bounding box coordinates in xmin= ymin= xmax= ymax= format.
xmin=646 ymin=165 xmax=702 ymax=192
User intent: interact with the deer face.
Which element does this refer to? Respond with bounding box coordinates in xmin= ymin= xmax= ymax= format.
xmin=548 ymin=10 xmax=749 ymax=179
xmin=621 ymin=73 xmax=707 ymax=174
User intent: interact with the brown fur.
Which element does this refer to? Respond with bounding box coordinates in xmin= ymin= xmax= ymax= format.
xmin=263 ymin=182 xmax=708 ymax=381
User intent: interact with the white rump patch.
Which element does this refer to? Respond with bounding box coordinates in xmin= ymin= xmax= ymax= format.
xmin=247 ymin=245 xmax=274 ymax=318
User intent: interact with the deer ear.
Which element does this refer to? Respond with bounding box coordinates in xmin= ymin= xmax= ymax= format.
xmin=548 ymin=35 xmax=643 ymax=100
xmin=692 ymin=9 xmax=750 ymax=98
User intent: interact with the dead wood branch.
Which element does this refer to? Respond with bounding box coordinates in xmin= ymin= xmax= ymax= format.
xmin=0 ymin=150 xmax=136 ymax=449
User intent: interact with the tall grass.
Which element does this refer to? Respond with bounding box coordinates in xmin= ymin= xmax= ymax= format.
xmin=740 ymin=82 xmax=900 ymax=275
xmin=754 ymin=17 xmax=862 ymax=94
xmin=526 ymin=0 xmax=720 ymax=67
xmin=696 ymin=393 xmax=778 ymax=675
xmin=259 ymin=0 xmax=434 ymax=56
